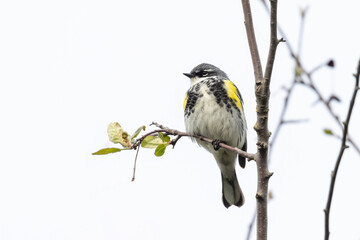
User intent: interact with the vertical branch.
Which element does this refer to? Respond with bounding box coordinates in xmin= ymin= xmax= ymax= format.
xmin=241 ymin=0 xmax=264 ymax=83
xmin=241 ymin=0 xmax=279 ymax=239
xmin=254 ymin=1 xmax=278 ymax=240
xmin=264 ymin=0 xmax=280 ymax=89
xmin=324 ymin=60 xmax=360 ymax=240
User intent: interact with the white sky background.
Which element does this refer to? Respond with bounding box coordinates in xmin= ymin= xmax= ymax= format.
xmin=1 ymin=0 xmax=360 ymax=239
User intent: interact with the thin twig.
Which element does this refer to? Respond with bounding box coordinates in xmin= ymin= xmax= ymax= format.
xmin=324 ymin=60 xmax=360 ymax=240
xmin=259 ymin=0 xmax=297 ymax=62
xmin=269 ymin=79 xmax=297 ymax=151
xmin=170 ymin=135 xmax=182 ymax=148
xmin=130 ymin=122 xmax=255 ymax=181
xmin=297 ymin=6 xmax=308 ymax=59
xmin=131 ymin=146 xmax=140 ymax=182
xmin=241 ymin=0 xmax=264 ymax=83
xmin=281 ymin=119 xmax=309 ymax=124
xmin=309 ymin=59 xmax=333 ymax=75
xmin=264 ymin=0 xmax=279 ymax=89
xmin=245 ymin=211 xmax=257 ymax=240
xmin=259 ymin=0 xmax=360 ymax=155
xmin=302 ymin=71 xmax=360 ymax=154
xmin=268 ymin=5 xmax=307 ymax=153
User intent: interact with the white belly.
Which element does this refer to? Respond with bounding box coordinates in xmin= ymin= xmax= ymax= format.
xmin=184 ymin=87 xmax=245 ymax=152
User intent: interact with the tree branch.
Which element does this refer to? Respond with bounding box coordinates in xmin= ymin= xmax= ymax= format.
xmin=246 ymin=6 xmax=309 ymax=239
xmin=324 ymin=60 xmax=360 ymax=240
xmin=131 ymin=146 xmax=140 ymax=181
xmin=142 ymin=122 xmax=256 ymax=160
xmin=264 ymin=0 xmax=279 ymax=91
xmin=127 ymin=122 xmax=255 ymax=182
xmin=241 ymin=0 xmax=279 ymax=239
xmin=250 ymin=2 xmax=360 ymax=240
xmin=259 ymin=0 xmax=360 ymax=155
xmin=297 ymin=67 xmax=360 ymax=154
xmin=241 ymin=0 xmax=264 ymax=83
xmin=267 ymin=3 xmax=307 ymax=156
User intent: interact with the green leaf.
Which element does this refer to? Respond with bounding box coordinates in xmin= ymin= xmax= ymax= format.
xmin=92 ymin=148 xmax=122 ymax=155
xmin=323 ymin=129 xmax=333 ymax=135
xmin=141 ymin=135 xmax=164 ymax=148
xmin=158 ymin=132 xmax=170 ymax=143
xmin=107 ymin=122 xmax=131 ymax=147
xmin=155 ymin=144 xmax=166 ymax=157
xmin=131 ymin=126 xmax=146 ymax=142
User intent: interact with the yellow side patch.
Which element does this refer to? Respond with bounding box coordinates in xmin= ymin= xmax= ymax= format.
xmin=183 ymin=93 xmax=188 ymax=110
xmin=224 ymin=80 xmax=243 ymax=111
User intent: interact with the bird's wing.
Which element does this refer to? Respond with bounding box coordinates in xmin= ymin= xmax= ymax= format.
xmin=223 ymin=80 xmax=244 ymax=112
xmin=183 ymin=92 xmax=188 ymax=111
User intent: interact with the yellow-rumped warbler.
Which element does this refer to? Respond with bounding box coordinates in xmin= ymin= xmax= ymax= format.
xmin=183 ymin=63 xmax=247 ymax=208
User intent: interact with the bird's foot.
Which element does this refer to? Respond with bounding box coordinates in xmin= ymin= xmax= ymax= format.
xmin=212 ymin=139 xmax=225 ymax=151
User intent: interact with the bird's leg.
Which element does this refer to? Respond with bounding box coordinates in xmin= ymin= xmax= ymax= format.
xmin=212 ymin=139 xmax=225 ymax=151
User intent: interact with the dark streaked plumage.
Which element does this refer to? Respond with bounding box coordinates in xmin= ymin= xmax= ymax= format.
xmin=183 ymin=63 xmax=247 ymax=208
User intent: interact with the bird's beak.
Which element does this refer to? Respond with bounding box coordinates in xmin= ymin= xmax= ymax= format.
xmin=183 ymin=73 xmax=195 ymax=78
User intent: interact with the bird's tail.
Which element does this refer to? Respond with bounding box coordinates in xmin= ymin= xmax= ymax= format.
xmin=221 ymin=171 xmax=244 ymax=208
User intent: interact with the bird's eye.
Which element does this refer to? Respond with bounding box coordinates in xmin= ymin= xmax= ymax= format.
xmin=202 ymin=71 xmax=209 ymax=77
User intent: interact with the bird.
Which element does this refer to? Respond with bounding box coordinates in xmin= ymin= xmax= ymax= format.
xmin=183 ymin=63 xmax=247 ymax=208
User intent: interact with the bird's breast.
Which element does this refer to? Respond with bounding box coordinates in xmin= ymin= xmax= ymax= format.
xmin=184 ymin=83 xmax=245 ymax=148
